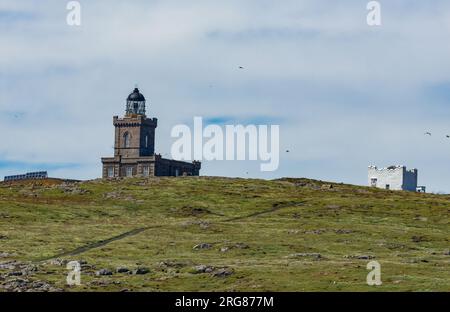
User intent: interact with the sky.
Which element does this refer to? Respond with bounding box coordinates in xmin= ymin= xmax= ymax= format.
xmin=1 ymin=0 xmax=450 ymax=193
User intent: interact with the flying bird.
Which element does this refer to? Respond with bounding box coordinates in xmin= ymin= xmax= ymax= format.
xmin=286 ymin=150 xmax=290 ymax=153
xmin=424 ymin=132 xmax=432 ymax=136
xmin=446 ymin=135 xmax=450 ymax=138
xmin=239 ymin=66 xmax=244 ymax=69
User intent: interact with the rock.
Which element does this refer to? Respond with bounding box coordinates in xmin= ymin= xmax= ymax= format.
xmin=21 ymin=264 xmax=38 ymax=275
xmin=219 ymin=243 xmax=249 ymax=253
xmin=289 ymin=253 xmax=322 ymax=260
xmin=158 ymin=261 xmax=188 ymax=269
xmin=1 ymin=278 xmax=28 ymax=290
xmin=335 ymin=229 xmax=354 ymax=234
xmin=344 ymin=255 xmax=375 ymax=260
xmin=95 ymin=269 xmax=113 ymax=276
xmin=303 ymin=229 xmax=326 ymax=235
xmin=193 ymin=265 xmax=214 ymax=274
xmin=8 ymin=271 xmax=23 ymax=277
xmin=80 ymin=261 xmax=94 ymax=270
xmin=0 ymin=278 xmax=60 ymax=292
xmin=58 ymin=184 xmax=90 ymax=195
xmin=116 ymin=267 xmax=130 ymax=273
xmin=90 ymin=279 xmax=112 ymax=286
xmin=0 ymin=260 xmax=17 ymax=270
xmin=193 ymin=243 xmax=212 ymax=250
xmin=234 ymin=243 xmax=249 ymax=249
xmin=183 ymin=220 xmax=210 ymax=229
xmin=0 ymin=252 xmax=12 ymax=258
xmin=212 ymin=268 xmax=234 ymax=278
xmin=177 ymin=205 xmax=212 ymax=216
xmin=48 ymin=258 xmax=68 ymax=266
xmin=133 ymin=267 xmax=150 ymax=275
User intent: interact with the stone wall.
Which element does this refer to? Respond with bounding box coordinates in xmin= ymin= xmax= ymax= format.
xmin=101 ymin=156 xmax=200 ymax=178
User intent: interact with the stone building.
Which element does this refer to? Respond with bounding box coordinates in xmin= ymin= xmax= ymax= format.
xmin=368 ymin=165 xmax=418 ymax=191
xmin=101 ymin=87 xmax=201 ymax=178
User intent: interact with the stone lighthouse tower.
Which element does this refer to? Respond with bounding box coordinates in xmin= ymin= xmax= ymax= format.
xmin=113 ymin=88 xmax=157 ymax=159
xmin=101 ymin=87 xmax=201 ymax=178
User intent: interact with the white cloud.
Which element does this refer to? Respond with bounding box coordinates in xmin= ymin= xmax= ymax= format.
xmin=1 ymin=0 xmax=450 ymax=192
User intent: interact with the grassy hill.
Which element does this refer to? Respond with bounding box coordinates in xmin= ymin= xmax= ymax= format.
xmin=0 ymin=177 xmax=448 ymax=292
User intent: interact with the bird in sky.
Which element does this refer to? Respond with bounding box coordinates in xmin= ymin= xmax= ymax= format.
xmin=425 ymin=132 xmax=432 ymax=136
xmin=286 ymin=150 xmax=290 ymax=153
xmin=239 ymin=66 xmax=244 ymax=69
xmin=446 ymin=135 xmax=450 ymax=138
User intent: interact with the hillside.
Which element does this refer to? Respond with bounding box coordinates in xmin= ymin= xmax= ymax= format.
xmin=0 ymin=177 xmax=448 ymax=292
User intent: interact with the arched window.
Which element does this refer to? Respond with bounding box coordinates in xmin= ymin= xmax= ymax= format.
xmin=123 ymin=132 xmax=130 ymax=148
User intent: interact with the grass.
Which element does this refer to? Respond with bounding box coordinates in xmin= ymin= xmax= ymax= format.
xmin=0 ymin=176 xmax=448 ymax=292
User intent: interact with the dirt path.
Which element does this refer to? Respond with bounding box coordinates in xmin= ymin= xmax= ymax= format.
xmin=223 ymin=201 xmax=305 ymax=222
xmin=39 ymin=201 xmax=304 ymax=261
xmin=40 ymin=226 xmax=160 ymax=262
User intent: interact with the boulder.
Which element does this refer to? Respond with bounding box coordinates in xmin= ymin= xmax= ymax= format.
xmin=95 ymin=269 xmax=113 ymax=276
xmin=193 ymin=243 xmax=212 ymax=250
xmin=116 ymin=267 xmax=130 ymax=273
xmin=212 ymin=268 xmax=234 ymax=278
xmin=193 ymin=265 xmax=214 ymax=274
xmin=133 ymin=267 xmax=150 ymax=275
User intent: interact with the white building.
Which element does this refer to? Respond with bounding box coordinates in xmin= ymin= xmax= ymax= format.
xmin=368 ymin=165 xmax=419 ymax=191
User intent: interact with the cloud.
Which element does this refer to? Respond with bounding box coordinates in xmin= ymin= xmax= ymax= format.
xmin=1 ymin=0 xmax=450 ymax=192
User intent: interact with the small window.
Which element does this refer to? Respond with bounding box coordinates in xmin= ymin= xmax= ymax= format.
xmin=385 ymin=184 xmax=390 ymax=190
xmin=126 ymin=167 xmax=133 ymax=177
xmin=124 ymin=132 xmax=130 ymax=148
xmin=107 ymin=167 xmax=114 ymax=178
xmin=370 ymin=178 xmax=377 ymax=187
xmin=145 ymin=135 xmax=148 ymax=148
xmin=175 ymin=169 xmax=180 ymax=177
xmin=143 ymin=166 xmax=150 ymax=177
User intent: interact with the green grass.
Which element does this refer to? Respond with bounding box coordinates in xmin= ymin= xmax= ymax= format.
xmin=0 ymin=177 xmax=448 ymax=292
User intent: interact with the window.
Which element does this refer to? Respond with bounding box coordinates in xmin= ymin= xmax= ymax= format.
xmin=175 ymin=169 xmax=180 ymax=177
xmin=145 ymin=135 xmax=148 ymax=148
xmin=124 ymin=132 xmax=130 ymax=148
xmin=107 ymin=167 xmax=114 ymax=178
xmin=126 ymin=167 xmax=133 ymax=177
xmin=143 ymin=166 xmax=150 ymax=177
xmin=370 ymin=178 xmax=377 ymax=187
xmin=385 ymin=184 xmax=390 ymax=190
